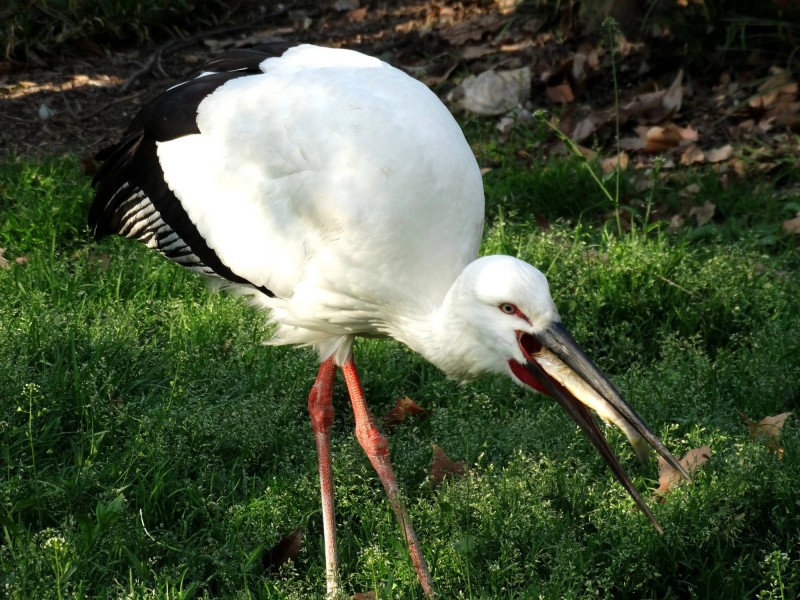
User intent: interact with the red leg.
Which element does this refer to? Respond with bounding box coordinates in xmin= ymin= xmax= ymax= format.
xmin=308 ymin=356 xmax=339 ymax=598
xmin=341 ymin=356 xmax=435 ymax=598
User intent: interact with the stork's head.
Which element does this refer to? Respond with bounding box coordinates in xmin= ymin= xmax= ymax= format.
xmin=436 ymin=255 xmax=689 ymax=531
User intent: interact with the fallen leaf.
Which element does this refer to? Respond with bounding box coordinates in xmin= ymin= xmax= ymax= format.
xmin=681 ymin=183 xmax=701 ymax=197
xmin=567 ymin=107 xmax=616 ymax=142
xmin=496 ymin=0 xmax=520 ymax=15
xmin=619 ymin=136 xmax=645 ymax=151
xmin=706 ymin=144 xmax=733 ymax=163
xmin=783 ymin=212 xmax=800 ymax=235
xmin=668 ymin=214 xmax=685 ymax=232
xmin=382 ymin=396 xmax=431 ymax=430
xmin=569 ymin=114 xmax=601 ymax=142
xmin=440 ymin=14 xmax=508 ymax=45
xmin=347 ymin=6 xmax=368 ymax=22
xmin=623 ymin=123 xmax=698 ymax=153
xmin=571 ymin=42 xmax=600 ymax=86
xmin=655 ymin=446 xmax=711 ymax=496
xmin=546 ymin=81 xmax=575 ymax=104
xmin=680 ymin=145 xmax=705 ymax=165
xmin=601 ymin=151 xmax=629 ymax=173
xmin=262 ymin=527 xmax=303 ymax=572
xmin=622 ymin=70 xmax=684 ymax=124
xmin=767 ymin=100 xmax=800 ymax=126
xmin=461 ymin=45 xmax=495 ymax=61
xmin=689 ymin=201 xmax=716 ymax=226
xmin=748 ymin=67 xmax=797 ymax=110
xmin=747 ymin=412 xmax=792 ymax=454
xmin=0 ymin=248 xmax=8 ymax=269
xmin=429 ymin=444 xmax=466 ymax=488
xmin=732 ymin=159 xmax=748 ymax=177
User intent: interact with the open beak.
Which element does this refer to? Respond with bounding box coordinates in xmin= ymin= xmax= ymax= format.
xmin=510 ymin=322 xmax=690 ymax=533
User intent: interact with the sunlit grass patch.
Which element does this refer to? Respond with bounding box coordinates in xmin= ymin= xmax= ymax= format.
xmin=1 ymin=152 xmax=798 ymax=598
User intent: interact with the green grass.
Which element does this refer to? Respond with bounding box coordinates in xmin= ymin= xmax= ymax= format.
xmin=1 ymin=146 xmax=799 ymax=599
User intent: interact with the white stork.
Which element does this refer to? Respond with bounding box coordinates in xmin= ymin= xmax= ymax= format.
xmin=90 ymin=42 xmax=688 ymax=598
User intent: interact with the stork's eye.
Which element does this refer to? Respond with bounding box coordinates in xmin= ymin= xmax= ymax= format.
xmin=499 ymin=303 xmax=517 ymax=315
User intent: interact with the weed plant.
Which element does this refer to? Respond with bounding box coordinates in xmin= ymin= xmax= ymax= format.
xmin=1 ymin=144 xmax=798 ymax=599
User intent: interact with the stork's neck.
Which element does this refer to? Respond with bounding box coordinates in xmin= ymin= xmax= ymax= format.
xmin=388 ymin=259 xmax=494 ymax=382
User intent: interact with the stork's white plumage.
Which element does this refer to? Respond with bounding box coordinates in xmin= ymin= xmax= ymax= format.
xmin=91 ymin=43 xmax=688 ymax=598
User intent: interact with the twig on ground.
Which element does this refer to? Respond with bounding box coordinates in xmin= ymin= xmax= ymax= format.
xmin=120 ymin=8 xmax=288 ymax=93
xmin=80 ymin=89 xmax=149 ymax=121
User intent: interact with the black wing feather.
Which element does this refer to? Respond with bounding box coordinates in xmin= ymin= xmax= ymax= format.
xmin=89 ymin=42 xmax=299 ymax=298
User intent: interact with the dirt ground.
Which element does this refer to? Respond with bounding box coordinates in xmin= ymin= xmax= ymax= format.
xmin=0 ymin=2 xmax=519 ymax=159
xmin=1 ymin=0 xmax=798 ymax=184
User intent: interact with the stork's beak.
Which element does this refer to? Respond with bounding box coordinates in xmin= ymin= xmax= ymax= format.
xmin=510 ymin=323 xmax=690 ymax=533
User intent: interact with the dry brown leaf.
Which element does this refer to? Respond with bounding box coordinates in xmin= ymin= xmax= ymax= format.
xmin=706 ymin=144 xmax=733 ymax=163
xmin=262 ymin=527 xmax=303 ymax=572
xmin=546 ymin=81 xmax=574 ymax=104
xmin=461 ymin=45 xmax=495 ymax=60
xmin=496 ymin=0 xmax=520 ymax=15
xmin=627 ymin=123 xmax=697 ymax=153
xmin=767 ymin=100 xmax=800 ymax=126
xmin=563 ymin=42 xmax=600 ymax=87
xmin=571 ymin=43 xmax=600 ymax=86
xmin=204 ymin=27 xmax=298 ymax=52
xmin=749 ymin=67 xmax=797 ymax=110
xmin=747 ymin=412 xmax=792 ymax=453
xmin=689 ymin=201 xmax=716 ymax=226
xmin=680 ymin=145 xmax=705 ymax=165
xmin=0 ymin=248 xmax=9 ymax=269
xmin=440 ymin=14 xmax=508 ymax=45
xmin=668 ymin=214 xmax=685 ymax=232
xmin=681 ymin=183 xmax=701 ymax=197
xmin=430 ymin=444 xmax=466 ymax=488
xmin=783 ymin=212 xmax=800 ymax=235
xmin=601 ymin=151 xmax=629 ymax=173
xmin=655 ymin=446 xmax=711 ymax=496
xmin=568 ymin=107 xmax=616 ymax=142
xmin=570 ymin=114 xmax=602 ymax=143
xmin=619 ymin=136 xmax=645 ymax=151
xmin=347 ymin=6 xmax=368 ymax=22
xmin=622 ymin=70 xmax=684 ymax=124
xmin=382 ymin=396 xmax=431 ymax=430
